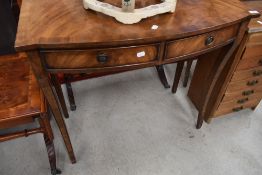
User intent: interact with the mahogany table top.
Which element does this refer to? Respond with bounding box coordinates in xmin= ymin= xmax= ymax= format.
xmin=15 ymin=0 xmax=254 ymax=50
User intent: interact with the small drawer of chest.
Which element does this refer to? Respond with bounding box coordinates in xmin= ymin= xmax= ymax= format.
xmin=231 ymin=66 xmax=262 ymax=81
xmin=237 ymin=50 xmax=262 ymax=70
xmin=226 ymin=76 xmax=262 ymax=93
xmin=222 ymin=86 xmax=262 ymax=102
xmin=43 ymin=45 xmax=159 ymax=69
xmin=165 ymin=25 xmax=239 ymax=60
xmin=214 ymin=98 xmax=260 ymax=117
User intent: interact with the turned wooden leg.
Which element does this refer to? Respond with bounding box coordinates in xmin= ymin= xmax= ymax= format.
xmin=172 ymin=62 xmax=184 ymax=93
xmin=40 ymin=114 xmax=61 ymax=175
xmin=156 ymin=65 xmax=170 ymax=89
xmin=50 ymin=74 xmax=69 ymax=118
xmin=28 ymin=51 xmax=76 ymax=163
xmin=44 ymin=136 xmax=62 ymax=175
xmin=65 ymin=75 xmax=77 ymax=111
xmin=183 ymin=60 xmax=193 ymax=87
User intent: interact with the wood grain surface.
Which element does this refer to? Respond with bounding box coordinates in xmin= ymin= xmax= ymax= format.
xmin=15 ymin=0 xmax=254 ymax=50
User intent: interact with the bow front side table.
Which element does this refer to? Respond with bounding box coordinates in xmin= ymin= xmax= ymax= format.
xmin=15 ymin=0 xmax=257 ymax=163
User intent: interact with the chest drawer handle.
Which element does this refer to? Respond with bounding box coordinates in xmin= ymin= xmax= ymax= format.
xmin=233 ymin=106 xmax=243 ymax=112
xmin=253 ymin=70 xmax=262 ymax=77
xmin=205 ymin=36 xmax=214 ymax=46
xmin=247 ymin=80 xmax=259 ymax=86
xmin=97 ymin=53 xmax=109 ymax=63
xmin=242 ymin=90 xmax=254 ymax=96
xmin=237 ymin=98 xmax=249 ymax=104
xmin=259 ymin=59 xmax=262 ymax=66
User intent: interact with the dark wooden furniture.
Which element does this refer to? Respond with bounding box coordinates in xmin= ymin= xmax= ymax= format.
xmin=15 ymin=0 xmax=257 ymax=162
xmin=0 ymin=53 xmax=61 ymax=175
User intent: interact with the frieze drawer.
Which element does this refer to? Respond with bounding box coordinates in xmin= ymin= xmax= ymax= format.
xmin=43 ymin=45 xmax=158 ymax=69
xmin=165 ymin=25 xmax=238 ymax=60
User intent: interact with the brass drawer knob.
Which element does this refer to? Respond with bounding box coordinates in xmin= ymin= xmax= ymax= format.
xmin=205 ymin=36 xmax=214 ymax=46
xmin=253 ymin=70 xmax=262 ymax=77
xmin=237 ymin=98 xmax=249 ymax=104
xmin=247 ymin=80 xmax=259 ymax=86
xmin=96 ymin=53 xmax=109 ymax=63
xmin=232 ymin=106 xmax=243 ymax=112
xmin=242 ymin=90 xmax=254 ymax=96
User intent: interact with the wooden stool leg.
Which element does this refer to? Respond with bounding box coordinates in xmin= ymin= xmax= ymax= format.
xmin=156 ymin=65 xmax=170 ymax=88
xmin=50 ymin=74 xmax=69 ymax=118
xmin=40 ymin=113 xmax=62 ymax=175
xmin=172 ymin=62 xmax=184 ymax=93
xmin=65 ymin=75 xmax=77 ymax=111
xmin=183 ymin=60 xmax=193 ymax=87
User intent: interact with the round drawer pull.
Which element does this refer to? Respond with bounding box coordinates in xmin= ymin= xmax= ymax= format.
xmin=253 ymin=70 xmax=262 ymax=77
xmin=242 ymin=90 xmax=254 ymax=96
xmin=247 ymin=80 xmax=259 ymax=86
xmin=96 ymin=53 xmax=109 ymax=63
xmin=232 ymin=106 xmax=243 ymax=112
xmin=237 ymin=98 xmax=249 ymax=104
xmin=205 ymin=36 xmax=214 ymax=46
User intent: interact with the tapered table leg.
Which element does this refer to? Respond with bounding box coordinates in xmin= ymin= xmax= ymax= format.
xmin=65 ymin=75 xmax=77 ymax=111
xmin=50 ymin=74 xmax=69 ymax=118
xmin=183 ymin=60 xmax=193 ymax=87
xmin=28 ymin=51 xmax=76 ymax=164
xmin=156 ymin=65 xmax=170 ymax=88
xmin=172 ymin=62 xmax=184 ymax=93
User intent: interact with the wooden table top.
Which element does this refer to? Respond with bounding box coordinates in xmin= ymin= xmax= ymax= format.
xmin=15 ymin=0 xmax=254 ymax=51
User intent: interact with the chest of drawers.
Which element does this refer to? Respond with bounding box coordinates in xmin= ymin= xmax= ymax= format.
xmin=213 ymin=19 xmax=262 ymax=117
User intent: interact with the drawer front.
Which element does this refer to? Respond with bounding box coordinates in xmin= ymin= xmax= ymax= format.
xmin=44 ymin=45 xmax=158 ymax=69
xmin=226 ymin=76 xmax=262 ymax=93
xmin=242 ymin=45 xmax=262 ymax=60
xmin=237 ymin=56 xmax=262 ymax=70
xmin=166 ymin=25 xmax=238 ymax=59
xmin=213 ymin=98 xmax=261 ymax=117
xmin=223 ymin=86 xmax=262 ymax=102
xmin=248 ymin=33 xmax=262 ymax=45
xmin=231 ymin=66 xmax=262 ymax=81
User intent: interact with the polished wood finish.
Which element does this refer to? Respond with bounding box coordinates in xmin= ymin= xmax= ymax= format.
xmin=0 ymin=53 xmax=61 ymax=175
xmin=15 ymin=0 xmax=255 ymax=134
xmin=166 ymin=25 xmax=239 ymax=60
xmin=15 ymin=0 xmax=254 ymax=51
xmin=44 ymin=45 xmax=158 ymax=69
